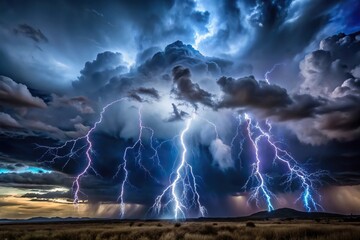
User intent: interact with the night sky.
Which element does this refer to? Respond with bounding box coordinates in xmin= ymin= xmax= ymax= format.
xmin=0 ymin=0 xmax=359 ymax=219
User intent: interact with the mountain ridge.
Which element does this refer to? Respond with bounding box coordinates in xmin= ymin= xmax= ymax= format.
xmin=0 ymin=208 xmax=357 ymax=223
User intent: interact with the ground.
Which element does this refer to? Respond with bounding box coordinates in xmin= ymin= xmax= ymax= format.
xmin=0 ymin=220 xmax=359 ymax=240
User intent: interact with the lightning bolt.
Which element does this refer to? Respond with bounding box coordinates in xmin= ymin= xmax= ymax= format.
xmin=253 ymin=119 xmax=326 ymax=212
xmin=114 ymin=105 xmax=163 ymax=218
xmin=150 ymin=135 xmax=179 ymax=174
xmin=37 ymin=98 xmax=128 ymax=205
xmin=230 ymin=114 xmax=245 ymax=167
xmin=232 ymin=63 xmax=324 ymax=212
xmin=264 ymin=63 xmax=285 ymax=84
xmin=151 ymin=115 xmax=206 ymax=219
xmin=238 ymin=112 xmax=325 ymax=212
xmin=243 ymin=113 xmax=275 ymax=211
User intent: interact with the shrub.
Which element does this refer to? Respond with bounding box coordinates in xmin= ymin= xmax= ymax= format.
xmin=246 ymin=222 xmax=256 ymax=228
xmin=174 ymin=223 xmax=181 ymax=228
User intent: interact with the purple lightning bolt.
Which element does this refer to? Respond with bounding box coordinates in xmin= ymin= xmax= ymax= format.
xmin=37 ymin=97 xmax=128 ymax=205
xmin=238 ymin=112 xmax=326 ymax=212
xmin=243 ymin=113 xmax=275 ymax=211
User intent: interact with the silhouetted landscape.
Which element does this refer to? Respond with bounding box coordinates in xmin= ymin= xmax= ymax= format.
xmin=1 ymin=208 xmax=359 ymax=240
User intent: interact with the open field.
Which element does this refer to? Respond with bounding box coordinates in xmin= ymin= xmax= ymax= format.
xmin=0 ymin=220 xmax=359 ymax=240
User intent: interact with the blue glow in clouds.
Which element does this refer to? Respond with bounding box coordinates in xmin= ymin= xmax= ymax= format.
xmin=0 ymin=166 xmax=51 ymax=174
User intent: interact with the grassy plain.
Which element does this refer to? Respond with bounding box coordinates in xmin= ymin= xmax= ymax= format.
xmin=0 ymin=220 xmax=359 ymax=240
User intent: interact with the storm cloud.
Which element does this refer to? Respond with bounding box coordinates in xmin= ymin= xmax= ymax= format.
xmin=0 ymin=76 xmax=47 ymax=108
xmin=217 ymin=75 xmax=291 ymax=110
xmin=73 ymin=51 xmax=128 ymax=93
xmin=0 ymin=0 xmax=359 ymax=219
xmin=172 ymin=65 xmax=214 ymax=109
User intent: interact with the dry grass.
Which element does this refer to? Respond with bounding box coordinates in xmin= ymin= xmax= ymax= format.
xmin=0 ymin=221 xmax=359 ymax=240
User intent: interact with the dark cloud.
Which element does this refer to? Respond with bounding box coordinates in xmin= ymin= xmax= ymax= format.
xmin=0 ymin=172 xmax=72 ymax=188
xmin=271 ymin=94 xmax=323 ymax=121
xmin=127 ymin=87 xmax=161 ymax=103
xmin=167 ymin=103 xmax=189 ymax=122
xmin=171 ymin=66 xmax=214 ymax=109
xmin=127 ymin=92 xmax=143 ymax=102
xmin=22 ymin=191 xmax=72 ymax=200
xmin=130 ymin=87 xmax=160 ymax=100
xmin=308 ymin=96 xmax=360 ymax=143
xmin=0 ymin=110 xmax=88 ymax=141
xmin=137 ymin=40 xmax=241 ymax=78
xmin=73 ymin=51 xmax=128 ymax=93
xmin=13 ymin=24 xmax=48 ymax=43
xmin=0 ymin=76 xmax=47 ymax=108
xmin=319 ymin=108 xmax=360 ymax=133
xmin=0 ymin=112 xmax=21 ymax=129
xmin=217 ymin=75 xmax=291 ymax=109
xmin=49 ymin=95 xmax=94 ymax=114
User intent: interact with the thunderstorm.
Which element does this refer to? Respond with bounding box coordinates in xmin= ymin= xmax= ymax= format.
xmin=1 ymin=1 xmax=359 ymax=230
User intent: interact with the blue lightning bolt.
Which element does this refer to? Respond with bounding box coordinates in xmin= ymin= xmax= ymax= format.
xmin=151 ymin=115 xmax=206 ymax=219
xmin=264 ymin=63 xmax=285 ymax=84
xmin=253 ymin=120 xmax=326 ymax=212
xmin=199 ymin=117 xmax=219 ymax=139
xmin=238 ymin=112 xmax=325 ymax=212
xmin=263 ymin=62 xmax=324 ymax=211
xmin=243 ymin=113 xmax=275 ymax=211
xmin=114 ymin=105 xmax=163 ymax=218
xmin=150 ymin=135 xmax=179 ymax=174
xmin=230 ymin=114 xmax=245 ymax=167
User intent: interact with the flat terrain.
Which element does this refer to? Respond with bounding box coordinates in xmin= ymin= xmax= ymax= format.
xmin=0 ymin=220 xmax=359 ymax=240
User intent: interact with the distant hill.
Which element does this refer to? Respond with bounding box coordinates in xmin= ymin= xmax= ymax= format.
xmin=247 ymin=208 xmax=344 ymax=219
xmin=196 ymin=208 xmax=357 ymax=222
xmin=0 ymin=217 xmax=96 ymax=224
